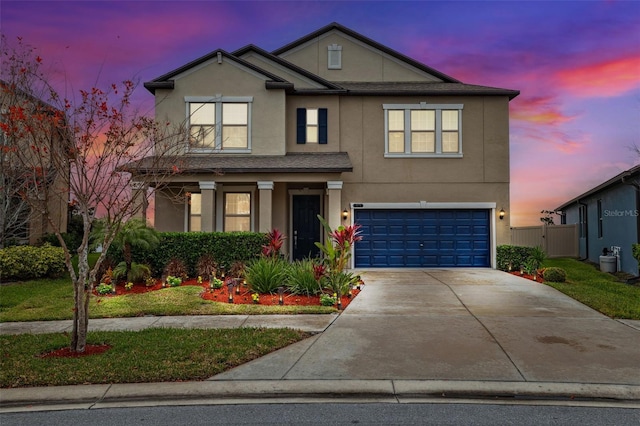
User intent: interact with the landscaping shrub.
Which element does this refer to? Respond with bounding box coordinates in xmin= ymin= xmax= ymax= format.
xmin=245 ymin=256 xmax=288 ymax=294
xmin=0 ymin=244 xmax=66 ymax=281
xmin=543 ymin=267 xmax=567 ymax=283
xmin=228 ymin=260 xmax=246 ymax=279
xmin=163 ymin=257 xmax=188 ymax=280
xmin=633 ymin=244 xmax=640 ymax=265
xmin=196 ymin=254 xmax=218 ymax=278
xmin=286 ymin=259 xmax=322 ymax=296
xmin=497 ymin=245 xmax=537 ymax=271
xmin=136 ymin=232 xmax=266 ymax=277
xmin=322 ymin=270 xmax=358 ymax=296
xmin=112 ymin=261 xmax=151 ymax=283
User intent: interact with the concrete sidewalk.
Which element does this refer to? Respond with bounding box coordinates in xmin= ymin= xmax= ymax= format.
xmin=2 ymin=269 xmax=640 ymax=412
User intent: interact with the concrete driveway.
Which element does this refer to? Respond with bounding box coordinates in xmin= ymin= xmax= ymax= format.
xmin=213 ymin=269 xmax=640 ymax=385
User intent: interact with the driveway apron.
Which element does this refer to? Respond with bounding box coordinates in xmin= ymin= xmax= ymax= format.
xmin=212 ymin=269 xmax=640 ymax=385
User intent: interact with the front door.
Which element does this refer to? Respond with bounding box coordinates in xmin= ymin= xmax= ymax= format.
xmin=292 ymin=195 xmax=321 ymax=260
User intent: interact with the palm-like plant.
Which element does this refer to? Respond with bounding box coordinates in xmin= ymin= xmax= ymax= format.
xmin=111 ymin=218 xmax=159 ymax=281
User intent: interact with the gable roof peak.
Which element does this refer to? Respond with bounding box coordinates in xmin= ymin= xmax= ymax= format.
xmin=143 ymin=48 xmax=288 ymax=94
xmin=272 ymin=22 xmax=461 ymax=84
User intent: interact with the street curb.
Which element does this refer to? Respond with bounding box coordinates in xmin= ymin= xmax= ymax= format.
xmin=2 ymin=380 xmax=639 ymax=412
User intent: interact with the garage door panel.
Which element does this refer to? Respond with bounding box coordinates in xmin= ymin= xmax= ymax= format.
xmin=355 ymin=209 xmax=490 ymax=268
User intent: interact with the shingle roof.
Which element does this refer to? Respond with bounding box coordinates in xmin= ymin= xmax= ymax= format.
xmin=555 ymin=164 xmax=640 ymax=211
xmin=232 ymin=44 xmax=343 ymax=90
xmin=331 ymin=82 xmax=519 ymax=99
xmin=126 ymin=152 xmax=353 ymax=175
xmin=144 ymin=50 xmax=289 ymax=94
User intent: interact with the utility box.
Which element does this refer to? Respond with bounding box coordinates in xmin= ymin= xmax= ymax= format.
xmin=599 ymin=255 xmax=617 ymax=273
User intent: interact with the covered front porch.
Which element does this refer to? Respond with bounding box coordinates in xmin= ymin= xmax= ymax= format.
xmin=148 ymin=152 xmax=352 ymax=260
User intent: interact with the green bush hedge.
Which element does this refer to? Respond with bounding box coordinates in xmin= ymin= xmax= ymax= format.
xmin=132 ymin=232 xmax=267 ymax=277
xmin=633 ymin=243 xmax=640 ymax=265
xmin=543 ymin=267 xmax=567 ymax=283
xmin=497 ymin=245 xmax=537 ymax=272
xmin=0 ymin=244 xmax=66 ymax=281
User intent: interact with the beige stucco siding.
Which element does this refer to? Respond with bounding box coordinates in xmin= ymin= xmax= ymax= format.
xmin=286 ymin=96 xmax=341 ymax=152
xmin=239 ymin=53 xmax=326 ymax=89
xmin=154 ymin=191 xmax=185 ymax=232
xmin=279 ymin=31 xmax=442 ymax=82
xmin=153 ymin=58 xmax=286 ymax=156
xmin=334 ymin=95 xmax=509 ymax=185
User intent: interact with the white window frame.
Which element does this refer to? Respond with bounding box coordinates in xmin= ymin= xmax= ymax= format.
xmin=185 ymin=96 xmax=253 ymax=153
xmin=223 ymin=192 xmax=252 ymax=232
xmin=383 ymin=103 xmax=463 ymax=158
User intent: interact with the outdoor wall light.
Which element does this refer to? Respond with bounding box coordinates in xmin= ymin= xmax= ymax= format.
xmin=342 ymin=209 xmax=349 ymax=221
xmin=278 ymin=286 xmax=285 ymax=305
xmin=499 ymin=208 xmax=505 ymax=220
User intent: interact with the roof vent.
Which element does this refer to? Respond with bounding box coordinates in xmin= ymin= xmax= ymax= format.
xmin=328 ymin=44 xmax=342 ymax=70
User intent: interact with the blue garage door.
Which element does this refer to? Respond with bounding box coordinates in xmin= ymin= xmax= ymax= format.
xmin=354 ymin=209 xmax=490 ymax=267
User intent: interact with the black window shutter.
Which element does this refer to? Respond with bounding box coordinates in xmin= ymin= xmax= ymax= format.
xmin=318 ymin=108 xmax=328 ymax=144
xmin=296 ymin=108 xmax=306 ymax=144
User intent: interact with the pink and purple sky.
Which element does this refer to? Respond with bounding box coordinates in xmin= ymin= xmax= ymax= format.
xmin=2 ymin=1 xmax=639 ymax=226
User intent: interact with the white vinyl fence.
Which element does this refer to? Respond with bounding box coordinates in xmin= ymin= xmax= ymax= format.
xmin=510 ymin=224 xmax=579 ymax=258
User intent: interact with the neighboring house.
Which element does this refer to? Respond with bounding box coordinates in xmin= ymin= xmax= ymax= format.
xmin=556 ymin=164 xmax=640 ymax=276
xmin=141 ymin=22 xmax=519 ymax=268
xmin=0 ymin=81 xmax=69 ymax=247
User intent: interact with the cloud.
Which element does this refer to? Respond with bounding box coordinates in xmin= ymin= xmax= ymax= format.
xmin=556 ymin=56 xmax=640 ymax=98
xmin=510 ymin=96 xmax=576 ymax=126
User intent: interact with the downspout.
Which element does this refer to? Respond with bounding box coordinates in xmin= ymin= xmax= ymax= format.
xmin=621 ymin=173 xmax=640 ymax=279
xmin=578 ymin=199 xmax=588 ymax=260
xmin=621 ymin=173 xmax=640 ymax=246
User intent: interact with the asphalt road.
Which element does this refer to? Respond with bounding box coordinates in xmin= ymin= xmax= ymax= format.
xmin=2 ymin=403 xmax=639 ymax=426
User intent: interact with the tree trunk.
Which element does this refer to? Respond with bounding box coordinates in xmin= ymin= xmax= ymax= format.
xmin=70 ymin=278 xmax=88 ymax=352
xmin=124 ymin=243 xmax=132 ymax=280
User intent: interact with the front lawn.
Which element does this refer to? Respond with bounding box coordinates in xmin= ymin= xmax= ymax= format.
xmin=0 ymin=279 xmax=335 ymax=322
xmin=543 ymin=258 xmax=640 ymax=319
xmin=0 ymin=328 xmax=309 ymax=388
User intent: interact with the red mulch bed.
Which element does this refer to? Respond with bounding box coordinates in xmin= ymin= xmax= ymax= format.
xmin=40 ymin=344 xmax=112 ymax=358
xmin=509 ymin=271 xmax=544 ymax=283
xmin=95 ymin=279 xmax=361 ymax=309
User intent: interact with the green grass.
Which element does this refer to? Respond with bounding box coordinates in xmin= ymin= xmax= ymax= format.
xmin=0 ymin=280 xmax=335 ymax=322
xmin=543 ymin=258 xmax=640 ymax=319
xmin=0 ymin=328 xmax=309 ymax=388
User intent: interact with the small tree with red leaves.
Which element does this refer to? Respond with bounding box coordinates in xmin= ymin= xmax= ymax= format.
xmin=0 ymin=36 xmax=186 ymax=352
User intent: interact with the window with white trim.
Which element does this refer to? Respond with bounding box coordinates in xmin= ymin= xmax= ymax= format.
xmin=186 ymin=96 xmax=252 ymax=151
xmin=224 ymin=192 xmax=251 ymax=231
xmin=384 ymin=103 xmax=463 ymax=157
xmin=188 ymin=193 xmax=202 ymax=232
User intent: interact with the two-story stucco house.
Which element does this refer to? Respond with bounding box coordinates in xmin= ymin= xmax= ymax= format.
xmin=141 ymin=22 xmax=519 ymax=268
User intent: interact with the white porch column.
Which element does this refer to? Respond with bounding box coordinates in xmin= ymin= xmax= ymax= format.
xmin=326 ymin=181 xmax=343 ymax=231
xmin=199 ymin=181 xmax=217 ymax=232
xmin=130 ymin=181 xmax=148 ymax=222
xmin=257 ymin=181 xmax=274 ymax=233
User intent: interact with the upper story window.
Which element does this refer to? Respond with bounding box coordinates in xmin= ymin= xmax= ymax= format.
xmin=186 ymin=96 xmax=252 ymax=152
xmin=297 ymin=108 xmax=327 ymax=144
xmin=383 ymin=103 xmax=463 ymax=158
